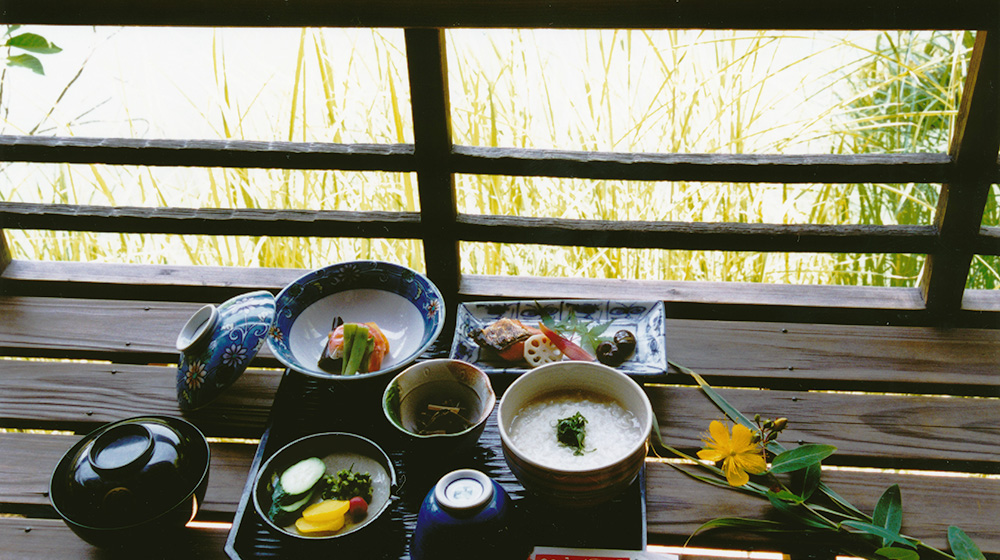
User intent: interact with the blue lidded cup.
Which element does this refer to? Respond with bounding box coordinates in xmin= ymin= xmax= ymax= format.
xmin=410 ymin=469 xmax=516 ymax=560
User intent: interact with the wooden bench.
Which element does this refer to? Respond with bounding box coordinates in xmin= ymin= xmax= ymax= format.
xmin=2 ymin=1 xmax=999 ymax=558
xmin=1 ymin=259 xmax=997 ymax=559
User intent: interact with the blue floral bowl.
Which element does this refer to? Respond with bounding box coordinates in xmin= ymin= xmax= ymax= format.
xmin=268 ymin=261 xmax=446 ymax=381
xmin=176 ymin=290 xmax=275 ymax=411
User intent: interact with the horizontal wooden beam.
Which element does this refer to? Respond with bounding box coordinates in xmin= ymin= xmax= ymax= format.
xmin=0 ymin=202 xmax=422 ymax=238
xmin=0 ymin=517 xmax=232 ymax=559
xmin=0 ymin=362 xmax=278 ymax=436
xmin=2 ymin=0 xmax=997 ymax=30
xmin=459 ymin=273 xmax=1000 ymax=327
xmin=979 ymin=227 xmax=1000 ymax=255
xmin=0 ymin=135 xmax=415 ymax=171
xmin=456 ymin=214 xmax=939 ymax=253
xmin=2 ymin=202 xmax=960 ymax=255
xmin=4 ymin=259 xmax=999 ymax=327
xmin=460 ymin=273 xmax=927 ymax=310
xmin=4 ymin=135 xmax=973 ymax=185
xmin=453 ymin=147 xmax=955 ymax=184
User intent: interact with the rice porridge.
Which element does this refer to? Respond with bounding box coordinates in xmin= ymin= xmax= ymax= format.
xmin=508 ymin=389 xmax=643 ymax=469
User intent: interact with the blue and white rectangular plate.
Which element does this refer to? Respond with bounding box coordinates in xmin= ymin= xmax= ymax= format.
xmin=449 ymin=300 xmax=667 ymax=378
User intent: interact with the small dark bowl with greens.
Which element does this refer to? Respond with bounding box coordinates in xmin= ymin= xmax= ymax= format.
xmin=252 ymin=432 xmax=397 ymax=542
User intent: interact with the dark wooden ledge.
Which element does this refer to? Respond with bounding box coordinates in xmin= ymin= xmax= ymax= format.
xmin=2 ymin=0 xmax=998 ymax=30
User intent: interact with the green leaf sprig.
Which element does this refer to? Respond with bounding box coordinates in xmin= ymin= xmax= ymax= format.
xmin=535 ymin=304 xmax=613 ymax=352
xmin=4 ymin=26 xmax=62 ymax=75
xmin=555 ymin=411 xmax=589 ymax=456
xmin=653 ymin=359 xmax=986 ymax=560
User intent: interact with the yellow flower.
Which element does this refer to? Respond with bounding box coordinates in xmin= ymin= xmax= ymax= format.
xmin=697 ymin=420 xmax=767 ymax=487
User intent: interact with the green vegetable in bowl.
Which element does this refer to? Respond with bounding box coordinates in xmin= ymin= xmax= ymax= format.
xmin=280 ymin=457 xmax=326 ymax=496
xmin=267 ymin=457 xmax=327 ymax=524
xmin=321 ymin=468 xmax=373 ymax=503
xmin=556 ymin=412 xmax=590 ymax=456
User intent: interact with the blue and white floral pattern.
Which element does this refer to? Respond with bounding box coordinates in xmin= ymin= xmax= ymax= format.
xmin=449 ymin=299 xmax=667 ymax=378
xmin=176 ymin=290 xmax=275 ymax=411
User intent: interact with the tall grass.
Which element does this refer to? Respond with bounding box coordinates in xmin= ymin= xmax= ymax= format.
xmin=820 ymin=31 xmax=981 ymax=287
xmin=447 ymin=30 xmax=972 ymax=286
xmin=1 ymin=27 xmax=991 ymax=288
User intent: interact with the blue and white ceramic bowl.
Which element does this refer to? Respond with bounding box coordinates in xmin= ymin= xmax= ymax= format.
xmin=176 ymin=290 xmax=275 ymax=411
xmin=268 ymin=261 xmax=446 ymax=381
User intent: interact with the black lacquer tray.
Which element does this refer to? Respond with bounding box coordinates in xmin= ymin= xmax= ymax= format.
xmin=225 ymin=344 xmax=647 ymax=560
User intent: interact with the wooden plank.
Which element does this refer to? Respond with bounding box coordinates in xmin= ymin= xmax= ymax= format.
xmin=0 ymin=432 xmax=255 ymax=514
xmin=1 ymin=0 xmax=997 ymax=30
xmin=0 ymin=296 xmax=234 ymax=363
xmin=10 ymin=261 xmax=990 ymax=326
xmin=1 ymin=260 xmax=304 ymax=292
xmin=964 ymin=288 xmax=1000 ymax=312
xmin=1 ymin=258 xmax=997 ymax=327
xmin=0 ymin=517 xmax=231 ymax=560
xmin=453 ymin=146 xmax=953 ymax=184
xmin=4 ymin=361 xmax=997 ymax=470
xmin=459 ymin=274 xmax=1000 ymax=327
xmin=460 ymin=273 xmax=928 ymax=310
xmin=0 ymin=261 xmax=301 ymax=304
xmin=1 ymin=448 xmax=996 ymax=556
xmin=661 ymin=318 xmax=1000 ymax=393
xmin=1 ymin=295 xmax=998 ymax=392
xmin=645 ymin=462 xmax=1000 ymax=553
xmin=977 ymin=226 xmax=1000 ymax=255
xmin=3 ymin=200 xmax=985 ymax=260
xmin=0 ymin=135 xmax=415 ymax=171
xmin=0 ymin=517 xmax=802 ymax=560
xmin=406 ymin=29 xmax=461 ymax=310
xmin=2 ymin=133 xmax=955 ymax=185
xmin=0 ymin=202 xmax=422 ymax=239
xmin=456 ymin=214 xmax=939 ymax=254
xmin=922 ymin=31 xmax=1000 ymax=318
xmin=647 ymin=385 xmax=1000 ymax=472
xmin=0 ymin=362 xmax=278 ymax=437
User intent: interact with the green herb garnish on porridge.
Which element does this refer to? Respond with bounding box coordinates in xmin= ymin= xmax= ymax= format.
xmin=556 ymin=412 xmax=589 ymax=455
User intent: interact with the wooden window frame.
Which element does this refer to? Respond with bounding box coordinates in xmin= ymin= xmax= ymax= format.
xmin=1 ymin=0 xmax=998 ymax=328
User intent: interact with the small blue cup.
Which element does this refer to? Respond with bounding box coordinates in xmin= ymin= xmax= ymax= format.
xmin=411 ymin=469 xmax=516 ymax=560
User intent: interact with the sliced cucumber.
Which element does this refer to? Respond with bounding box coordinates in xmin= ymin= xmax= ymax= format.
xmin=278 ymin=489 xmax=314 ymax=512
xmin=279 ymin=457 xmax=326 ymax=496
xmin=269 ymin=488 xmax=315 ymax=526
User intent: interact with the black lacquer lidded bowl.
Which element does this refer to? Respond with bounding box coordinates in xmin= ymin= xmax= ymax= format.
xmin=49 ymin=415 xmax=210 ymax=549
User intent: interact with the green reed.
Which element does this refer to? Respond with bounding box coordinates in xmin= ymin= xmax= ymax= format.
xmin=2 ymin=28 xmax=991 ymax=288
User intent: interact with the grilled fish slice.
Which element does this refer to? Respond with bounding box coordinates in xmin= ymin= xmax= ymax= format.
xmin=471 ymin=318 xmax=534 ymax=352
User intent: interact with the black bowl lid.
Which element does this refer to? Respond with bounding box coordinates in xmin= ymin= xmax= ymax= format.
xmin=50 ymin=416 xmax=209 ymax=529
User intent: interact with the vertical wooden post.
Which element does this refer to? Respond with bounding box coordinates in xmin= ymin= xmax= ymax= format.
xmin=405 ymin=28 xmax=461 ymax=319
xmin=921 ymin=29 xmax=1000 ymax=322
xmin=0 ymin=229 xmax=11 ymax=294
xmin=0 ymin=230 xmax=10 ymax=273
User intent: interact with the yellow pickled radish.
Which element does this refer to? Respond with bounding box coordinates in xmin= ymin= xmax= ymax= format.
xmin=302 ymin=499 xmax=350 ymax=522
xmin=295 ymin=512 xmax=346 ymax=533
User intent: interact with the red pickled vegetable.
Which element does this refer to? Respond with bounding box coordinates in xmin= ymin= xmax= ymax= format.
xmin=348 ymin=496 xmax=368 ymax=518
xmin=538 ymin=323 xmax=595 ymax=362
